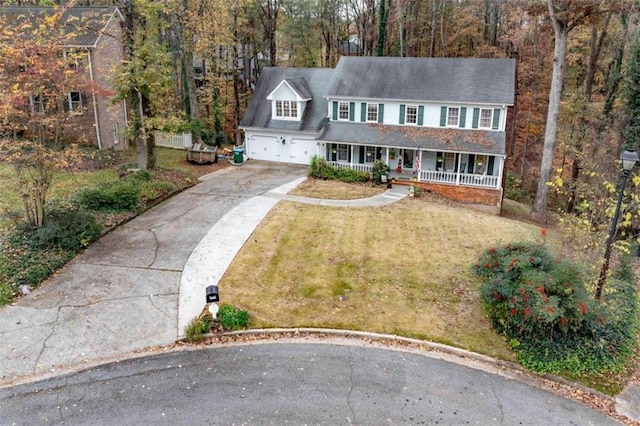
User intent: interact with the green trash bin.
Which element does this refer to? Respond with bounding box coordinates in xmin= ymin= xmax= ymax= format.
xmin=233 ymin=147 xmax=245 ymax=164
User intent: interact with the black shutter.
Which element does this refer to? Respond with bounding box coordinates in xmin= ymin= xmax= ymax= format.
xmin=359 ymin=146 xmax=365 ymax=163
xmin=349 ymin=102 xmax=355 ymax=121
xmin=488 ymin=156 xmax=495 ymax=175
xmin=459 ymin=107 xmax=467 ymax=128
xmin=399 ymin=104 xmax=406 ymax=124
xmin=468 ymin=154 xmax=475 ymax=173
xmin=332 ymin=102 xmax=338 ymax=120
xmin=492 ymin=109 xmax=501 ymax=129
xmin=472 ymin=108 xmax=479 ymax=128
xmin=360 ymin=103 xmax=366 ymax=122
xmin=417 ymin=105 xmax=424 ymax=126
xmin=439 ymin=106 xmax=447 ymax=127
xmin=378 ymin=104 xmax=384 ymax=123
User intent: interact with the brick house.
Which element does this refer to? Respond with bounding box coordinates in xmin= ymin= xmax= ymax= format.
xmin=1 ymin=6 xmax=128 ymax=150
xmin=240 ymin=57 xmax=516 ymax=212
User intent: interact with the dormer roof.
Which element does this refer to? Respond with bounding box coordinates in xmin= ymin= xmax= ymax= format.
xmin=240 ymin=67 xmax=334 ymax=133
xmin=266 ymin=77 xmax=313 ymax=101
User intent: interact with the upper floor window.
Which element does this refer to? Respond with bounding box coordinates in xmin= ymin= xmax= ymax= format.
xmin=275 ymin=100 xmax=298 ymax=118
xmin=67 ymin=91 xmax=83 ymax=113
xmin=366 ymin=103 xmax=378 ymax=122
xmin=479 ymin=108 xmax=493 ymax=128
xmin=31 ymin=94 xmax=46 ymax=115
xmin=406 ymin=105 xmax=418 ymax=124
xmin=338 ymin=102 xmax=349 ymax=120
xmin=447 ymin=107 xmax=460 ymax=127
xmin=63 ymin=49 xmax=84 ymax=69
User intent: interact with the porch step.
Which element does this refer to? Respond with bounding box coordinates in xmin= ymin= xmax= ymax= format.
xmin=381 ymin=192 xmax=405 ymax=200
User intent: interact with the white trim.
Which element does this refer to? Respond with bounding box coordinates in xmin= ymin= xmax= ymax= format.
xmin=266 ymin=80 xmax=311 ymax=101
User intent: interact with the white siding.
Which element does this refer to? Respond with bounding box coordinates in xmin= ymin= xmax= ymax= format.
xmin=327 ymin=99 xmax=508 ymax=131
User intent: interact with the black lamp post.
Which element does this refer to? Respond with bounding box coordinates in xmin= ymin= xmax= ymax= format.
xmin=595 ymin=149 xmax=638 ymax=300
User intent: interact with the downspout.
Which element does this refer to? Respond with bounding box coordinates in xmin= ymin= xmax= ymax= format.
xmin=87 ymin=49 xmax=102 ymax=150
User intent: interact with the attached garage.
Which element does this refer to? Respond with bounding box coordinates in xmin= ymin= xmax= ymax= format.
xmin=288 ymin=138 xmax=316 ymax=164
xmin=246 ymin=133 xmax=317 ymax=165
xmin=246 ymin=134 xmax=280 ymax=162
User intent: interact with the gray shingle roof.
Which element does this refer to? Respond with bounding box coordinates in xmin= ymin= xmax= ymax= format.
xmin=283 ymin=77 xmax=312 ymax=100
xmin=320 ymin=121 xmax=505 ymax=155
xmin=324 ymin=56 xmax=516 ymax=105
xmin=240 ymin=67 xmax=334 ymax=133
xmin=0 ymin=6 xmax=121 ymax=47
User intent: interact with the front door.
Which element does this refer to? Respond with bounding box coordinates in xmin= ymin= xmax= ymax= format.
xmin=402 ymin=149 xmax=414 ymax=169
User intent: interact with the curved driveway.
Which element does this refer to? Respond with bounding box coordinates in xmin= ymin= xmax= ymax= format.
xmin=0 ymin=342 xmax=619 ymax=425
xmin=0 ymin=162 xmax=309 ymax=382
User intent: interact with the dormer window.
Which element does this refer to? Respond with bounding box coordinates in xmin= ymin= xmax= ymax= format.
xmin=275 ymin=100 xmax=298 ymax=118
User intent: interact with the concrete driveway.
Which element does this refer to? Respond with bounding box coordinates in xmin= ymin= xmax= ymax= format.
xmin=0 ymin=162 xmax=308 ymax=383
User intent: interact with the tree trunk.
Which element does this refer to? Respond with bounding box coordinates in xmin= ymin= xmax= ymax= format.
xmin=232 ymin=3 xmax=242 ymax=146
xmin=376 ymin=0 xmax=390 ymax=56
xmin=136 ymin=91 xmax=148 ymax=171
xmin=531 ymin=8 xmax=568 ymax=221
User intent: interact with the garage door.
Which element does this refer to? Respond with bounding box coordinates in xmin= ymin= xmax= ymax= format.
xmin=288 ymin=138 xmax=316 ymax=165
xmin=246 ymin=135 xmax=279 ymax=162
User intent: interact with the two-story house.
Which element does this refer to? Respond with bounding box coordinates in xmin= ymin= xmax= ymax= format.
xmin=240 ymin=56 xmax=516 ymax=211
xmin=1 ymin=6 xmax=128 ymax=150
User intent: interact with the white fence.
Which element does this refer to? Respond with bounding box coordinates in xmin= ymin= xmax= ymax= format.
xmin=154 ymin=131 xmax=193 ymax=150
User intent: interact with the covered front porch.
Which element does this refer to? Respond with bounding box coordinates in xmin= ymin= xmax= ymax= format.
xmin=324 ymin=143 xmax=503 ymax=189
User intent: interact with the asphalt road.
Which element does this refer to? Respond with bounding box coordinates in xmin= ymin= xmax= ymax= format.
xmin=0 ymin=342 xmax=619 ymax=425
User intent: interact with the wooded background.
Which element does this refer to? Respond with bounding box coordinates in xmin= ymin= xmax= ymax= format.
xmin=2 ymin=0 xmax=640 ymax=224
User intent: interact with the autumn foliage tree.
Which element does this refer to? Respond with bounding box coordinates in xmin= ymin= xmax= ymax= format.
xmin=0 ymin=7 xmax=94 ymax=228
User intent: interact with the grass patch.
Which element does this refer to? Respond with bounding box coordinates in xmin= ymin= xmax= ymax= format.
xmin=289 ymin=178 xmax=385 ymax=200
xmin=220 ymin=195 xmax=545 ymax=361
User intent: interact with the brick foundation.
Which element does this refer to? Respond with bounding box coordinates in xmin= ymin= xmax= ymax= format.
xmin=396 ymin=180 xmax=502 ymax=213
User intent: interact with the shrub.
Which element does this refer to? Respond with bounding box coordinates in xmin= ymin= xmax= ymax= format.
xmin=75 ymin=181 xmax=141 ymax=212
xmin=309 ymin=155 xmax=368 ymax=183
xmin=124 ymin=170 xmax=153 ymax=183
xmin=140 ymin=181 xmax=174 ymax=200
xmin=29 ymin=202 xmax=102 ymax=252
xmin=218 ymin=304 xmax=249 ymax=330
xmin=185 ymin=314 xmax=214 ymax=342
xmin=371 ymin=159 xmax=390 ymax=185
xmin=474 ymin=242 xmax=639 ymax=374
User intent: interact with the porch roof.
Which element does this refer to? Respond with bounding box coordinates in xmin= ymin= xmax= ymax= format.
xmin=320 ymin=122 xmax=505 ymax=155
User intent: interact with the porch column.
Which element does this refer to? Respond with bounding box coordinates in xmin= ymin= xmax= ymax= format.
xmin=455 ymin=154 xmax=461 ymax=185
xmin=350 ymin=145 xmax=354 ymax=167
xmin=496 ymin=156 xmax=505 ymax=189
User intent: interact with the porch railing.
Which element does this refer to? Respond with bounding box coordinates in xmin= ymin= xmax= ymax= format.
xmin=327 ymin=161 xmax=499 ymax=188
xmin=327 ymin=161 xmax=374 ymax=173
xmin=419 ymin=170 xmax=457 ymax=184
xmin=459 ymin=173 xmax=499 ymax=188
